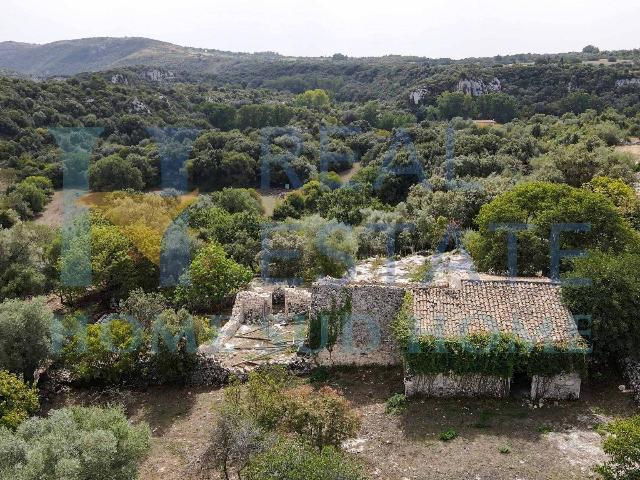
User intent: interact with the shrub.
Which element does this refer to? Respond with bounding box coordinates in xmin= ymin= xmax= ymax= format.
xmin=285 ymin=385 xmax=361 ymax=449
xmin=223 ymin=367 xmax=360 ymax=449
xmin=203 ymin=410 xmax=274 ymax=480
xmin=0 ymin=406 xmax=151 ymax=480
xmin=89 ymin=154 xmax=144 ymax=191
xmin=118 ymin=288 xmax=168 ymax=329
xmin=56 ymin=307 xmax=213 ymax=386
xmin=0 ymin=297 xmax=52 ymax=382
xmin=0 ymin=370 xmax=38 ymax=430
xmin=466 ymin=182 xmax=635 ymax=276
xmin=385 ymin=393 xmax=407 ymax=415
xmin=174 ymin=242 xmax=253 ymax=311
xmin=439 ymin=428 xmax=458 ymax=442
xmin=57 ymin=317 xmax=145 ymax=385
xmin=12 ymin=182 xmax=47 ymax=214
xmin=596 ymin=415 xmax=640 ymax=480
xmin=244 ymin=439 xmax=365 ymax=480
xmin=563 ymin=250 xmax=640 ymax=361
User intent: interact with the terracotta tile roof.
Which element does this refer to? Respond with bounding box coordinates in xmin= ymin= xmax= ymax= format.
xmin=410 ymin=280 xmax=580 ymax=344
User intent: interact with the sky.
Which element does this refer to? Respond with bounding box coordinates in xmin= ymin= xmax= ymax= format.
xmin=1 ymin=0 xmax=639 ymax=58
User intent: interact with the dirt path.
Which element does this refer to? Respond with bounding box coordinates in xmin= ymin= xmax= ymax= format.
xmin=34 ymin=190 xmax=64 ymax=228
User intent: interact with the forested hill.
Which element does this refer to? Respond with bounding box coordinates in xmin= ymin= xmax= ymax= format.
xmin=0 ymin=37 xmax=261 ymax=77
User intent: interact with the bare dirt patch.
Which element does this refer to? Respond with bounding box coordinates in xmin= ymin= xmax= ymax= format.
xmin=35 ymin=190 xmax=64 ymax=227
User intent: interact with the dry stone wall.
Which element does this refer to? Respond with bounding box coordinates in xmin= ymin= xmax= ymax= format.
xmin=310 ymin=280 xmax=406 ymax=366
xmin=405 ymin=373 xmax=511 ymax=398
xmin=531 ymin=373 xmax=581 ymax=400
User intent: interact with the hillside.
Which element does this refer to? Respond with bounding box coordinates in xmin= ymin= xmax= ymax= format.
xmin=0 ymin=37 xmax=261 ymax=76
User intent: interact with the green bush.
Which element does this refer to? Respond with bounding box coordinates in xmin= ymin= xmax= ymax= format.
xmin=244 ymin=439 xmax=365 ymax=480
xmin=203 ymin=410 xmax=274 ymax=480
xmin=563 ymin=250 xmax=640 ymax=361
xmin=596 ymin=415 xmax=640 ymax=479
xmin=385 ymin=393 xmax=407 ymax=415
xmin=56 ymin=308 xmax=214 ymax=386
xmin=223 ymin=367 xmax=360 ymax=449
xmin=0 ymin=406 xmax=151 ymax=480
xmin=439 ymin=428 xmax=458 ymax=442
xmin=57 ymin=317 xmax=145 ymax=385
xmin=0 ymin=297 xmax=52 ymax=382
xmin=0 ymin=370 xmax=38 ymax=430
xmin=285 ymin=385 xmax=361 ymax=449
xmin=174 ymin=241 xmax=253 ymax=311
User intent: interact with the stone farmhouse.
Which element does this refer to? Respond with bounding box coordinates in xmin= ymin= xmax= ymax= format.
xmin=308 ymin=278 xmax=586 ymax=400
xmin=202 ymin=252 xmax=588 ymax=401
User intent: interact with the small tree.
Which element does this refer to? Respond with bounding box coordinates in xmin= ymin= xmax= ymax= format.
xmin=174 ymin=242 xmax=252 ymax=311
xmin=0 ymin=370 xmax=38 ymax=430
xmin=89 ymin=154 xmax=144 ymax=192
xmin=203 ymin=410 xmax=273 ymax=480
xmin=119 ymin=288 xmax=168 ymax=329
xmin=0 ymin=297 xmax=52 ymax=382
xmin=0 ymin=406 xmax=151 ymax=480
xmin=596 ymin=415 xmax=640 ymax=479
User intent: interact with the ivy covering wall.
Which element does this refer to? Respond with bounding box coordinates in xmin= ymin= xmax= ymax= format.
xmin=391 ymin=292 xmax=588 ymax=378
xmin=306 ymin=289 xmax=352 ymax=351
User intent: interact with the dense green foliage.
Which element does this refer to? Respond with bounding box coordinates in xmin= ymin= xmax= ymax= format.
xmin=596 ymin=415 xmax=640 ymax=480
xmin=562 ymin=250 xmax=640 ymax=361
xmin=465 ymin=182 xmax=637 ymax=276
xmin=54 ymin=290 xmax=215 ymax=385
xmin=174 ymin=241 xmax=253 ymax=310
xmin=0 ymin=370 xmax=38 ymax=430
xmin=0 ymin=406 xmax=151 ymax=480
xmin=391 ymin=293 xmax=588 ymax=377
xmin=203 ymin=367 xmax=362 ymax=479
xmin=0 ymin=297 xmax=52 ymax=382
xmin=244 ymin=439 xmax=365 ymax=480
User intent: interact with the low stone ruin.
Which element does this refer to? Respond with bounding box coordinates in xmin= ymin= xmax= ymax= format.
xmin=405 ymin=373 xmax=510 ymax=398
xmin=531 ymin=373 xmax=581 ymax=401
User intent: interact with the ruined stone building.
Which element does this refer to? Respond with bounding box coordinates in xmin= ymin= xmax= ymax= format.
xmin=309 ymin=278 xmax=587 ymax=400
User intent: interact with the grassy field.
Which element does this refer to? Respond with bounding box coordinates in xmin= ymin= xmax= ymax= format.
xmin=46 ymin=368 xmax=637 ymax=480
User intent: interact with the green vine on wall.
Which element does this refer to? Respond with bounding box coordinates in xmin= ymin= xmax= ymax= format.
xmin=306 ymin=288 xmax=352 ymax=352
xmin=391 ymin=292 xmax=589 ymax=378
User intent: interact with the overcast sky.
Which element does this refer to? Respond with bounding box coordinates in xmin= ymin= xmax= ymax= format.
xmin=1 ymin=0 xmax=638 ymax=58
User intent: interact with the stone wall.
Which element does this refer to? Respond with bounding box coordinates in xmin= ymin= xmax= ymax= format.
xmin=623 ymin=358 xmax=640 ymax=405
xmin=404 ymin=373 xmax=511 ymax=398
xmin=310 ymin=280 xmax=405 ymax=366
xmin=234 ymin=290 xmax=272 ymax=325
xmin=531 ymin=373 xmax=581 ymax=400
xmin=284 ymin=287 xmax=311 ymax=320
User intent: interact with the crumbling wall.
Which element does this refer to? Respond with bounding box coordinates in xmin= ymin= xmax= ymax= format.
xmin=235 ymin=290 xmax=272 ymax=325
xmin=531 ymin=373 xmax=581 ymax=400
xmin=284 ymin=287 xmax=311 ymax=320
xmin=310 ymin=280 xmax=405 ymax=366
xmin=405 ymin=373 xmax=511 ymax=398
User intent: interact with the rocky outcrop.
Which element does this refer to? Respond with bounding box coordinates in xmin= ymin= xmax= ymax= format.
xmin=110 ymin=73 xmax=128 ymax=85
xmin=142 ymin=68 xmax=175 ymax=82
xmin=457 ymin=77 xmax=501 ymax=96
xmin=409 ymin=87 xmax=431 ymax=105
xmin=128 ymin=97 xmax=151 ymax=115
xmin=616 ymin=78 xmax=640 ymax=88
